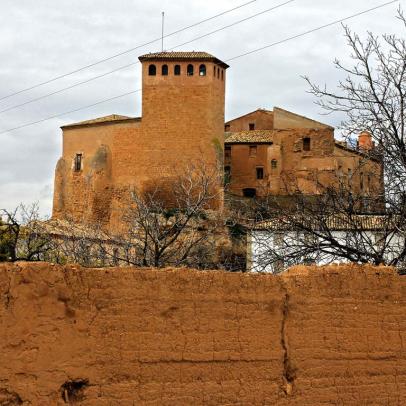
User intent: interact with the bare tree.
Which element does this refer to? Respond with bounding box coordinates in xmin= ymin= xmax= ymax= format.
xmin=105 ymin=162 xmax=224 ymax=268
xmin=250 ymin=13 xmax=406 ymax=273
xmin=0 ymin=203 xmax=56 ymax=262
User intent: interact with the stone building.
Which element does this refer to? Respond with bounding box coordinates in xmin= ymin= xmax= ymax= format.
xmin=52 ymin=51 xmax=383 ymax=232
xmin=224 ymin=107 xmax=382 ymax=198
xmin=53 ymin=52 xmax=228 ymax=230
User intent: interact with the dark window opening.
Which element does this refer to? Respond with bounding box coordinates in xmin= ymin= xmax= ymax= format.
xmin=74 ymin=153 xmax=82 ymax=172
xmin=243 ymin=188 xmax=256 ymax=198
xmin=225 ymin=124 xmax=230 ymax=132
xmin=249 ymin=145 xmax=257 ymax=156
xmin=249 ymin=123 xmax=255 ymax=131
xmin=162 ymin=64 xmax=168 ymax=76
xmin=217 ymin=67 xmax=220 ymax=79
xmin=271 ymin=159 xmax=277 ymax=169
xmin=213 ymin=65 xmax=216 ymax=76
xmin=360 ymin=173 xmax=364 ymax=190
xmin=187 ymin=64 xmax=194 ymax=76
xmin=199 ymin=64 xmax=206 ymax=76
xmin=303 ymin=137 xmax=311 ymax=151
xmin=256 ymin=167 xmax=264 ymax=180
xmin=224 ymin=165 xmax=231 ymax=185
xmin=174 ymin=65 xmax=181 ymax=75
xmin=221 ymin=70 xmax=224 ymax=81
xmin=225 ymin=145 xmax=231 ymax=159
xmin=148 ymin=64 xmax=156 ymax=76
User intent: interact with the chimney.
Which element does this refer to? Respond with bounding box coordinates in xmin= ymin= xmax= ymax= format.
xmin=358 ymin=131 xmax=373 ymax=151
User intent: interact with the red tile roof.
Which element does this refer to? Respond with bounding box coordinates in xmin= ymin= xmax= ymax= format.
xmin=139 ymin=51 xmax=229 ymax=68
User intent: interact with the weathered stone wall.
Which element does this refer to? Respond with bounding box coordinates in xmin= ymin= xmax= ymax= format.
xmin=0 ymin=262 xmax=405 ymax=405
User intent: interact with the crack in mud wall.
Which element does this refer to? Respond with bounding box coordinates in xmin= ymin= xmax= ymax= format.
xmin=0 ymin=262 xmax=405 ymax=405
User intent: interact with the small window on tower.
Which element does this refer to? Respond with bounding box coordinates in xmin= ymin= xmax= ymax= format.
xmin=221 ymin=70 xmax=224 ymax=81
xmin=148 ymin=64 xmax=156 ymax=76
xmin=174 ymin=65 xmax=181 ymax=75
xmin=303 ymin=137 xmax=311 ymax=151
xmin=249 ymin=145 xmax=257 ymax=156
xmin=199 ymin=64 xmax=206 ymax=76
xmin=162 ymin=64 xmax=168 ymax=76
xmin=249 ymin=123 xmax=255 ymax=131
xmin=225 ymin=145 xmax=231 ymax=159
xmin=74 ymin=153 xmax=82 ymax=172
xmin=256 ymin=167 xmax=264 ymax=180
xmin=271 ymin=159 xmax=277 ymax=169
xmin=217 ymin=67 xmax=220 ymax=79
xmin=187 ymin=64 xmax=194 ymax=76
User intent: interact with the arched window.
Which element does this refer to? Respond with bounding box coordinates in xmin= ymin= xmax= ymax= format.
xmin=162 ymin=64 xmax=168 ymax=76
xmin=213 ymin=65 xmax=216 ymax=76
xmin=174 ymin=65 xmax=181 ymax=75
xmin=243 ymin=188 xmax=256 ymax=198
xmin=217 ymin=67 xmax=220 ymax=79
xmin=187 ymin=64 xmax=194 ymax=76
xmin=199 ymin=64 xmax=206 ymax=76
xmin=148 ymin=64 xmax=156 ymax=76
xmin=221 ymin=70 xmax=224 ymax=81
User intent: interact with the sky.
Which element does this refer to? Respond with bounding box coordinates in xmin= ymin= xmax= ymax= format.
xmin=0 ymin=0 xmax=404 ymax=217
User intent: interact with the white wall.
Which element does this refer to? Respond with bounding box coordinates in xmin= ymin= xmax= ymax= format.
xmin=249 ymin=229 xmax=405 ymax=273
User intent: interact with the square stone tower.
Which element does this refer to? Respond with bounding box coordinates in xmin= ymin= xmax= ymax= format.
xmin=138 ymin=51 xmax=229 ymax=188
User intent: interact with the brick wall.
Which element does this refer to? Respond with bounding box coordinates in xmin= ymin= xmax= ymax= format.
xmin=0 ymin=262 xmax=405 ymax=405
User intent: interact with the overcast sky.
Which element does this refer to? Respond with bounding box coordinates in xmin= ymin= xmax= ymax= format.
xmin=0 ymin=0 xmax=403 ymax=216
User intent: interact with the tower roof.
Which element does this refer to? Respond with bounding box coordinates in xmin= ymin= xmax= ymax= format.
xmin=139 ymin=51 xmax=229 ymax=68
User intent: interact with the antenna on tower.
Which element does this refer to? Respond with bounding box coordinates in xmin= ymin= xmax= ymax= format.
xmin=161 ymin=12 xmax=165 ymax=51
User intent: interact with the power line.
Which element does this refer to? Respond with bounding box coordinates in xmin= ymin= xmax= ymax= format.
xmin=0 ymin=90 xmax=141 ymax=134
xmin=0 ymin=0 xmax=257 ymax=103
xmin=0 ymin=0 xmax=399 ymax=136
xmin=225 ymin=0 xmax=400 ymax=62
xmin=0 ymin=0 xmax=295 ymax=115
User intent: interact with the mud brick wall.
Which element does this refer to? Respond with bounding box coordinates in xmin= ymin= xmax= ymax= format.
xmin=0 ymin=262 xmax=405 ymax=405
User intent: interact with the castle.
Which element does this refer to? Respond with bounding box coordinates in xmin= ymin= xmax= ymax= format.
xmin=52 ymin=51 xmax=382 ymax=230
xmin=53 ymin=52 xmax=228 ymax=230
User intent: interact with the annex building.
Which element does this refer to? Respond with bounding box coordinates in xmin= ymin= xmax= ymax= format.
xmin=224 ymin=108 xmax=382 ymax=198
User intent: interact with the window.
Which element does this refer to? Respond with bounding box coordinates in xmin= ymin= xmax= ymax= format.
xmin=225 ymin=124 xmax=230 ymax=132
xmin=256 ymin=167 xmax=264 ymax=180
xmin=360 ymin=172 xmax=364 ymax=191
xmin=249 ymin=145 xmax=257 ymax=156
xmin=225 ymin=145 xmax=231 ymax=159
xmin=162 ymin=64 xmax=168 ymax=76
xmin=243 ymin=188 xmax=256 ymax=198
xmin=221 ymin=70 xmax=224 ymax=81
xmin=213 ymin=65 xmax=216 ymax=76
xmin=174 ymin=65 xmax=181 ymax=75
xmin=303 ymin=137 xmax=311 ymax=151
xmin=224 ymin=165 xmax=231 ymax=185
xmin=74 ymin=153 xmax=82 ymax=172
xmin=217 ymin=67 xmax=220 ymax=79
xmin=249 ymin=123 xmax=255 ymax=131
xmin=148 ymin=64 xmax=156 ymax=76
xmin=187 ymin=64 xmax=194 ymax=76
xmin=271 ymin=159 xmax=277 ymax=169
xmin=199 ymin=64 xmax=206 ymax=76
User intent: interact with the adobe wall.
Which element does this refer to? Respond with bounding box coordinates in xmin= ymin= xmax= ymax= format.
xmin=0 ymin=262 xmax=405 ymax=405
xmin=226 ymin=110 xmax=274 ymax=132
